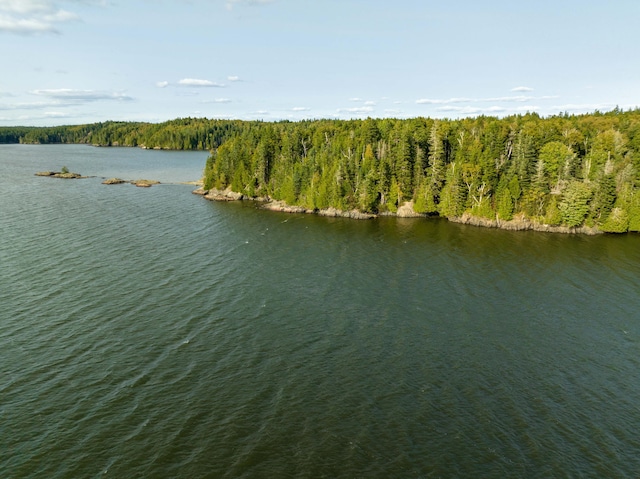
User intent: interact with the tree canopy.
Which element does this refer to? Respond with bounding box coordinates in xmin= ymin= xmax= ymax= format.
xmin=4 ymin=109 xmax=640 ymax=232
xmin=201 ymin=109 xmax=640 ymax=233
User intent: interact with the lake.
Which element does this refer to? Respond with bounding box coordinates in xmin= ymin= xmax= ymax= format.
xmin=2 ymin=144 xmax=640 ymax=477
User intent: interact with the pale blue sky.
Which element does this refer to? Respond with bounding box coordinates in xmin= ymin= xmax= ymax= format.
xmin=1 ymin=0 xmax=639 ymax=125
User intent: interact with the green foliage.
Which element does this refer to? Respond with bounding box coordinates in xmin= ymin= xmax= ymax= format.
xmin=601 ymin=207 xmax=629 ymax=233
xmin=7 ymin=108 xmax=640 ymax=232
xmin=559 ymin=181 xmax=593 ymax=227
xmin=61 ymin=166 xmax=69 ymax=174
xmin=544 ymin=196 xmax=562 ymax=225
xmin=496 ymin=187 xmax=514 ymax=221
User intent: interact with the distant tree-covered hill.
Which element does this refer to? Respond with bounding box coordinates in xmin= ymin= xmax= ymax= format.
xmin=0 ymin=118 xmax=253 ymax=150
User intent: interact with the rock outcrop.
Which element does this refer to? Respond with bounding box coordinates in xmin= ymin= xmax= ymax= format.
xmin=131 ymin=179 xmax=160 ymax=188
xmin=194 ymin=187 xmax=608 ymax=233
xmin=35 ymin=171 xmax=84 ymax=179
xmin=102 ymin=178 xmax=126 ymax=185
xmin=448 ymin=213 xmax=602 ymax=235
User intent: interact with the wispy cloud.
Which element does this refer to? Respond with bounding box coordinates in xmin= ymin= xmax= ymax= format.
xmin=156 ymin=81 xmax=169 ymax=88
xmin=482 ymin=95 xmax=533 ymax=103
xmin=31 ymin=88 xmax=133 ymax=102
xmin=178 ymin=78 xmax=225 ymax=87
xmin=227 ymin=75 xmax=241 ymax=82
xmin=417 ymin=94 xmax=556 ymax=106
xmin=435 ymin=105 xmax=482 ymax=115
xmin=0 ymin=0 xmax=87 ymax=35
xmin=337 ymin=106 xmax=375 ymax=114
xmin=515 ymin=105 xmax=540 ymax=112
xmin=551 ymin=103 xmax=616 ymax=113
xmin=416 ymin=97 xmax=471 ymax=105
xmin=203 ymin=98 xmax=232 ymax=103
xmin=511 ymin=86 xmax=534 ymax=92
xmin=291 ymin=106 xmax=309 ymax=112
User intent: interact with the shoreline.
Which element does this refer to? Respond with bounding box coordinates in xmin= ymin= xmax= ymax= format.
xmin=193 ymin=187 xmax=605 ymax=235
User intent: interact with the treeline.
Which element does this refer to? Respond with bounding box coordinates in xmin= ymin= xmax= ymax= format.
xmin=204 ymin=109 xmax=640 ymax=233
xmin=0 ymin=118 xmax=254 ymax=150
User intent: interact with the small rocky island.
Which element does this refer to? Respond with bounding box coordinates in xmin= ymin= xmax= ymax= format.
xmin=102 ymin=178 xmax=161 ymax=187
xmin=130 ymin=179 xmax=160 ymax=188
xmin=35 ymin=167 xmax=86 ymax=179
xmin=36 ymin=170 xmax=161 ymax=187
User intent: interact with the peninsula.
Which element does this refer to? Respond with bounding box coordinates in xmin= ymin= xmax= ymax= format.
xmin=6 ymin=110 xmax=640 ymax=234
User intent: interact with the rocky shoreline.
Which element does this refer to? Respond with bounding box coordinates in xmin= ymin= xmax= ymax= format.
xmin=194 ymin=187 xmax=605 ymax=234
xmin=447 ymin=213 xmax=602 ymax=235
xmin=193 ymin=187 xmax=376 ymax=220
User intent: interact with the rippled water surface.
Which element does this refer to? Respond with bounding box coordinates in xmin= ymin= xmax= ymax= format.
xmin=2 ymin=144 xmax=640 ymax=478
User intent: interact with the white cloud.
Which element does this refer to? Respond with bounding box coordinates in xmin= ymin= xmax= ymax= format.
xmin=551 ymin=103 xmax=615 ymax=113
xmin=511 ymin=86 xmax=534 ymax=92
xmin=0 ymin=101 xmax=46 ymax=110
xmin=227 ymin=75 xmax=241 ymax=82
xmin=515 ymin=105 xmax=540 ymax=112
xmin=416 ymin=97 xmax=471 ymax=105
xmin=337 ymin=106 xmax=374 ymax=114
xmin=30 ymin=88 xmax=133 ymax=102
xmin=292 ymin=106 xmax=309 ymax=111
xmin=435 ymin=106 xmax=481 ymax=115
xmin=417 ymin=95 xmax=546 ymax=106
xmin=203 ymin=98 xmax=232 ymax=103
xmin=178 ymin=78 xmax=224 ymax=87
xmin=0 ymin=0 xmax=81 ymax=34
xmin=483 ymin=95 xmax=532 ymax=102
xmin=0 ymin=110 xmax=74 ymax=122
xmin=349 ymin=97 xmax=363 ymax=102
xmin=156 ymin=81 xmax=169 ymax=88
xmin=364 ymin=100 xmax=376 ymax=106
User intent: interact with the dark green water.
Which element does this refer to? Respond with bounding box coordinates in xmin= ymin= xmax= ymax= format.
xmin=2 ymin=144 xmax=640 ymax=478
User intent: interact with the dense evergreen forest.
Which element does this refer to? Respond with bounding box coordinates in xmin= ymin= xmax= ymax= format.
xmin=0 ymin=118 xmax=248 ymax=150
xmin=4 ymin=110 xmax=640 ymax=232
xmin=203 ymin=110 xmax=640 ymax=233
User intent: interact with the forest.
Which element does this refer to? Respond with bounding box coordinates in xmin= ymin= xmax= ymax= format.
xmin=0 ymin=118 xmax=248 ymax=150
xmin=3 ymin=110 xmax=640 ymax=232
xmin=202 ymin=109 xmax=640 ymax=233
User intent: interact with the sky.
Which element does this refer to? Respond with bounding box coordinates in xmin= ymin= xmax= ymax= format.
xmin=1 ymin=0 xmax=639 ymax=126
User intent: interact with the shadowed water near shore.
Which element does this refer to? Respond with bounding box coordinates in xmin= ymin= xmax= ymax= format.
xmin=2 ymin=145 xmax=640 ymax=478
